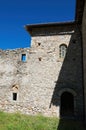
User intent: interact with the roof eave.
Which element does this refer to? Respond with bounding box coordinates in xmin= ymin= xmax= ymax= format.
xmin=25 ymin=21 xmax=75 ymax=34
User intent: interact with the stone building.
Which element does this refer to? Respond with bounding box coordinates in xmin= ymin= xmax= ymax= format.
xmin=82 ymin=0 xmax=86 ymax=123
xmin=0 ymin=0 xmax=86 ymax=121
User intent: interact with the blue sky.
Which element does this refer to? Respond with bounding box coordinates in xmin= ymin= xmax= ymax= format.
xmin=0 ymin=0 xmax=76 ymax=50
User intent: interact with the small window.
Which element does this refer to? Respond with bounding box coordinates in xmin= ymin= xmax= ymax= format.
xmin=13 ymin=93 xmax=17 ymax=101
xmin=38 ymin=43 xmax=41 ymax=46
xmin=59 ymin=44 xmax=67 ymax=58
xmin=39 ymin=57 xmax=42 ymax=61
xmin=21 ymin=54 xmax=26 ymax=62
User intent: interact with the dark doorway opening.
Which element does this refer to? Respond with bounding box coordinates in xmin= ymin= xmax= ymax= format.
xmin=60 ymin=92 xmax=74 ymax=117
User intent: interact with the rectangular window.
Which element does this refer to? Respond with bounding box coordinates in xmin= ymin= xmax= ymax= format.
xmin=13 ymin=93 xmax=17 ymax=101
xmin=21 ymin=54 xmax=26 ymax=62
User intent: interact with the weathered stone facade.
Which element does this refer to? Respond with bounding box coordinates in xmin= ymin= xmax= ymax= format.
xmin=82 ymin=0 xmax=86 ymax=122
xmin=0 ymin=22 xmax=84 ymax=119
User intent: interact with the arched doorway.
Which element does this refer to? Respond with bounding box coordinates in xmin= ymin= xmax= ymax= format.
xmin=60 ymin=92 xmax=74 ymax=117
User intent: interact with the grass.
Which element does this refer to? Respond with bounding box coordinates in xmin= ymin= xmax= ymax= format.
xmin=0 ymin=111 xmax=85 ymax=130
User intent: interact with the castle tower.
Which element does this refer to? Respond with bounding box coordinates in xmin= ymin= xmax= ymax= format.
xmin=25 ymin=21 xmax=84 ymax=119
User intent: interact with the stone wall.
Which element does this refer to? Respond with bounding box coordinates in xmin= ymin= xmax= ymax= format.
xmin=82 ymin=0 xmax=86 ymax=122
xmin=0 ymin=24 xmax=84 ymax=119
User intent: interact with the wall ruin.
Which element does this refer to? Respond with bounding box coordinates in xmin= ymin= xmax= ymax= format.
xmin=0 ymin=23 xmax=84 ymax=119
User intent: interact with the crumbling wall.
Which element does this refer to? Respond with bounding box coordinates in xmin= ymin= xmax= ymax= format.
xmin=0 ymin=24 xmax=83 ymax=118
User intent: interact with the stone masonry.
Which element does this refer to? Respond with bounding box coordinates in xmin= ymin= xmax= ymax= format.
xmin=82 ymin=0 xmax=86 ymax=122
xmin=0 ymin=22 xmax=84 ymax=119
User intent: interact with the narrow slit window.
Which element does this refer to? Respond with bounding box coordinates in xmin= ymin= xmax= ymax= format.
xmin=13 ymin=93 xmax=17 ymax=101
xmin=39 ymin=57 xmax=42 ymax=61
xmin=38 ymin=43 xmax=41 ymax=46
xmin=21 ymin=54 xmax=26 ymax=62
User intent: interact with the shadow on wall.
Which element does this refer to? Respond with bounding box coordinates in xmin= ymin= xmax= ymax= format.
xmin=57 ymin=118 xmax=85 ymax=130
xmin=50 ymin=24 xmax=83 ymax=120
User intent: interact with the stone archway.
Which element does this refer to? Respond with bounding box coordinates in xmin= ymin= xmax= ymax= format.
xmin=60 ymin=91 xmax=74 ymax=117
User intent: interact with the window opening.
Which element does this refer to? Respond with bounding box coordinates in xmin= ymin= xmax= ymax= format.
xmin=38 ymin=43 xmax=41 ymax=46
xmin=39 ymin=57 xmax=42 ymax=61
xmin=21 ymin=54 xmax=26 ymax=62
xmin=59 ymin=44 xmax=67 ymax=58
xmin=13 ymin=93 xmax=17 ymax=101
